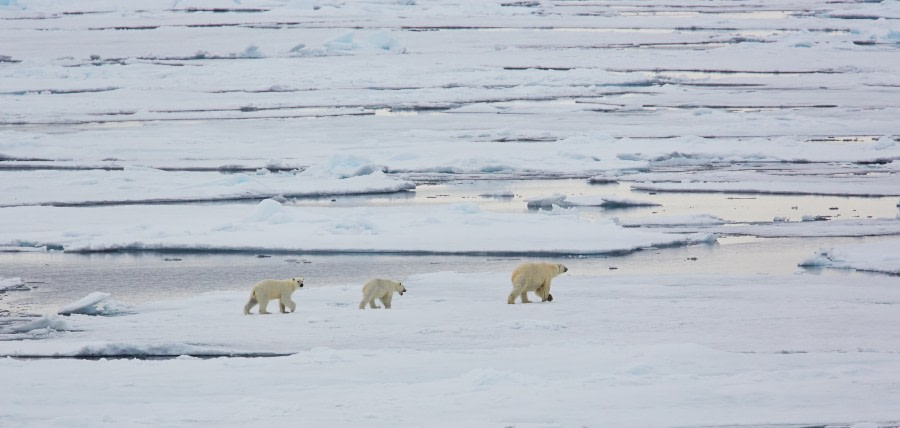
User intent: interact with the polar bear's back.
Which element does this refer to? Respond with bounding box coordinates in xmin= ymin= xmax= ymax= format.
xmin=511 ymin=262 xmax=562 ymax=284
xmin=362 ymin=278 xmax=400 ymax=293
xmin=252 ymin=278 xmax=300 ymax=299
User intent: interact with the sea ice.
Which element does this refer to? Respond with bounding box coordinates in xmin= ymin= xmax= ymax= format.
xmin=799 ymin=240 xmax=900 ymax=276
xmin=1 ymin=272 xmax=899 ymax=426
xmin=57 ymin=292 xmax=133 ymax=316
xmin=525 ymin=193 xmax=659 ymax=209
xmin=0 ymin=277 xmax=26 ymax=292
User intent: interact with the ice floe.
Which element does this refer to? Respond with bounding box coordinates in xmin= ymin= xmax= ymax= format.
xmin=800 ymin=240 xmax=900 ymax=276
xmin=3 ymin=1 xmax=900 ymax=426
xmin=0 ymin=200 xmax=714 ymax=255
xmin=2 ymin=271 xmax=900 ymax=426
xmin=57 ymin=292 xmax=133 ymax=316
xmin=0 ymin=164 xmax=414 ymax=207
xmin=616 ymin=214 xmax=728 ymax=228
xmin=0 ymin=277 xmax=27 ymax=292
xmin=526 ymin=193 xmax=660 ymax=209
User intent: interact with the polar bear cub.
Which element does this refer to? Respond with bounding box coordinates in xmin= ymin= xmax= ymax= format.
xmin=243 ymin=277 xmax=304 ymax=315
xmin=508 ymin=262 xmax=568 ymax=304
xmin=359 ymin=278 xmax=406 ymax=309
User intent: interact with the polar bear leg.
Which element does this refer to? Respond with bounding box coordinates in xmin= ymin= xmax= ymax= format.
xmin=360 ymin=295 xmax=381 ymax=309
xmin=509 ymin=277 xmax=528 ymax=304
xmin=359 ymin=287 xmax=374 ymax=309
xmin=359 ymin=291 xmax=366 ymax=309
xmin=280 ymin=295 xmax=296 ymax=313
xmin=520 ymin=290 xmax=532 ymax=303
xmin=243 ymin=296 xmax=257 ymax=315
xmin=279 ymin=300 xmax=287 ymax=313
xmin=517 ymin=280 xmax=534 ymax=303
xmin=258 ymin=297 xmax=271 ymax=314
xmin=381 ymin=293 xmax=393 ymax=309
xmin=508 ymin=284 xmax=523 ymax=304
xmin=536 ymin=280 xmax=551 ymax=302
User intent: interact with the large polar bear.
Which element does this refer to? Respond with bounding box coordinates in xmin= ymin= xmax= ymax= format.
xmin=243 ymin=277 xmax=304 ymax=315
xmin=508 ymin=262 xmax=568 ymax=304
xmin=359 ymin=278 xmax=406 ymax=309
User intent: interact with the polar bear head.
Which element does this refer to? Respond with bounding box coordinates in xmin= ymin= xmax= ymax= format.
xmin=395 ymin=281 xmax=406 ymax=296
xmin=556 ymin=264 xmax=568 ymax=274
xmin=291 ymin=277 xmax=304 ymax=289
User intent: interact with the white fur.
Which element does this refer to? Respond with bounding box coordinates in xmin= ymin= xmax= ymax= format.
xmin=359 ymin=278 xmax=406 ymax=309
xmin=508 ymin=262 xmax=568 ymax=304
xmin=243 ymin=277 xmax=304 ymax=315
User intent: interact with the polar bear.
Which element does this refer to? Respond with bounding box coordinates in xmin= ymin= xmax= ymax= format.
xmin=243 ymin=277 xmax=304 ymax=315
xmin=359 ymin=278 xmax=406 ymax=309
xmin=508 ymin=262 xmax=568 ymax=304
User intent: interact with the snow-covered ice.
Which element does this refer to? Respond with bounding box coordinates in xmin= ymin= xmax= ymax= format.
xmin=616 ymin=214 xmax=728 ymax=228
xmin=0 ymin=277 xmax=27 ymax=292
xmin=56 ymin=291 xmax=133 ymax=316
xmin=800 ymin=240 xmax=900 ymax=276
xmin=621 ymin=161 xmax=900 ymax=197
xmin=526 ymin=193 xmax=660 ymax=209
xmin=3 ymin=0 xmax=900 ymax=426
xmin=0 ymin=199 xmax=715 ymax=255
xmin=643 ymin=218 xmax=900 ymax=239
xmin=3 ymin=272 xmax=900 ymax=427
xmin=0 ymin=166 xmax=414 ymax=206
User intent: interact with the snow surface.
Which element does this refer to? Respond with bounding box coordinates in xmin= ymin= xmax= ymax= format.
xmin=0 ymin=166 xmax=415 ymax=206
xmin=623 ymin=163 xmax=900 ymax=197
xmin=0 ymin=199 xmax=715 ymax=255
xmin=3 ymin=0 xmax=900 ymax=426
xmin=616 ymin=214 xmax=728 ymax=228
xmin=526 ymin=193 xmax=660 ymax=209
xmin=56 ymin=291 xmax=133 ymax=316
xmin=799 ymin=241 xmax=900 ymax=276
xmin=634 ymin=218 xmax=900 ymax=239
xmin=0 ymin=277 xmax=26 ymax=292
xmin=2 ymin=1 xmax=900 ymax=180
xmin=3 ymin=272 xmax=900 ymax=427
